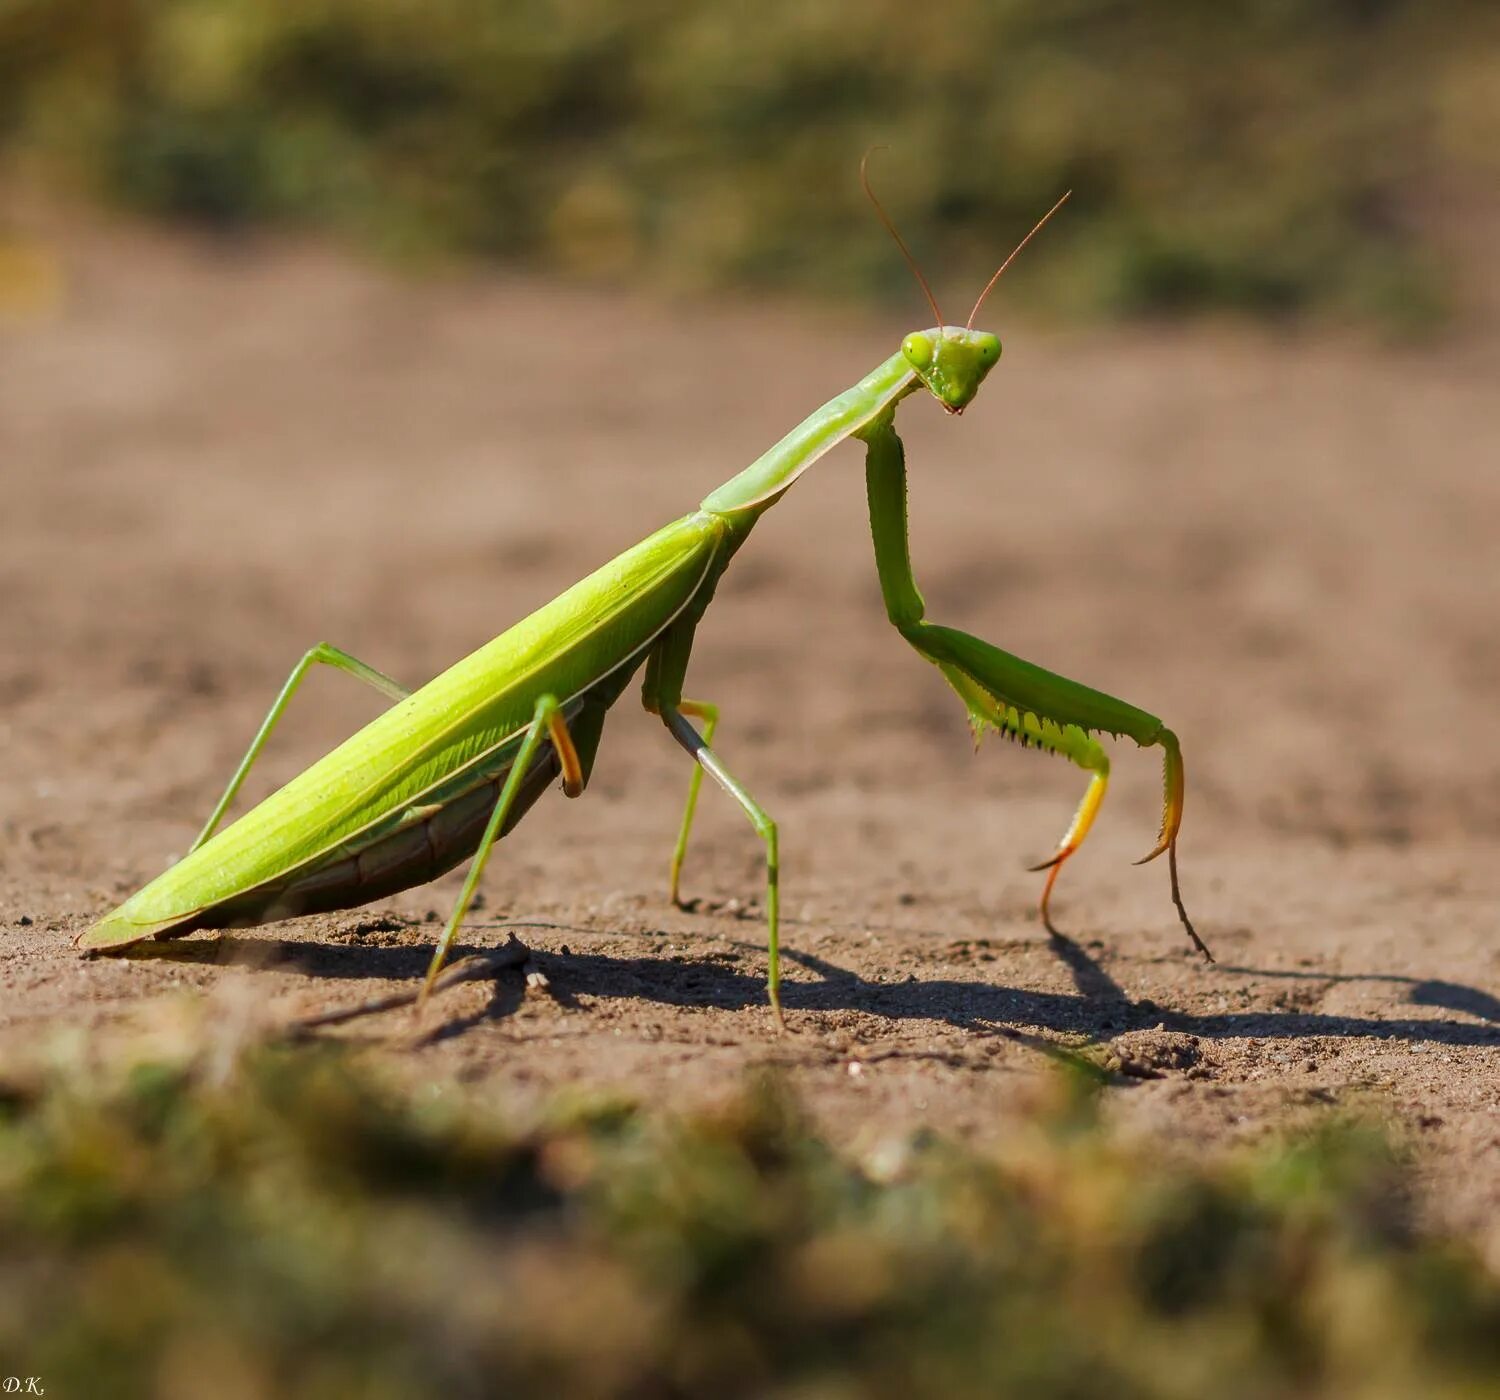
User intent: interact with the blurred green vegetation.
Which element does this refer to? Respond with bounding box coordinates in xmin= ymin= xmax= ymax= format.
xmin=2 ymin=1 xmax=1495 ymax=327
xmin=2 ymin=1044 xmax=1498 ymax=1399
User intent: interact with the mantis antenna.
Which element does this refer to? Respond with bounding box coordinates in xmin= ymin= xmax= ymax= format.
xmin=965 ymin=190 xmax=1072 ymax=330
xmin=860 ymin=148 xmax=944 ymax=329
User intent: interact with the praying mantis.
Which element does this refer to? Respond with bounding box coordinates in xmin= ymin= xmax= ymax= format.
xmin=79 ymin=163 xmax=1210 ymax=1026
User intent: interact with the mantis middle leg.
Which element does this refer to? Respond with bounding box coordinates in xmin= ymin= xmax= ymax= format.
xmin=661 ymin=705 xmax=781 ymax=1027
xmin=640 ymin=606 xmax=724 ymax=907
xmin=665 ymin=699 xmax=719 ymax=907
xmin=858 ymin=410 xmax=1208 ymax=960
xmin=193 ymin=642 xmax=410 ymax=851
xmin=643 ymin=622 xmax=783 ymax=1026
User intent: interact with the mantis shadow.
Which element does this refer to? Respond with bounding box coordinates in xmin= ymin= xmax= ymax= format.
xmin=1215 ymin=963 xmax=1500 ymax=1026
xmin=124 ymin=925 xmax=1500 ymax=1050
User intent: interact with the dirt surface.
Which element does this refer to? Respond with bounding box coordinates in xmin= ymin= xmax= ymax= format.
xmin=3 ymin=216 xmax=1497 ymax=1251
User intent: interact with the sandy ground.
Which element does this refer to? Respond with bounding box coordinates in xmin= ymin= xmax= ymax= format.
xmin=2 ymin=216 xmax=1497 ymax=1251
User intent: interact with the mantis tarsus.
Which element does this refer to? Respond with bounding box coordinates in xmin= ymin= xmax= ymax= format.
xmin=80 ymin=167 xmax=1210 ymax=1026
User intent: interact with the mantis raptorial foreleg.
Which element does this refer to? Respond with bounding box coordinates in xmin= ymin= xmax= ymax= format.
xmin=420 ymin=692 xmax=584 ymax=1003
xmin=857 ymin=411 xmax=1209 ymax=960
xmin=192 ymin=642 xmax=410 ymax=852
xmin=1027 ymin=747 xmax=1108 ymax=936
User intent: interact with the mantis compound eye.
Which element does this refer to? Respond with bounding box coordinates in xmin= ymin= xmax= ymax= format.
xmin=901 ymin=331 xmax=934 ymax=368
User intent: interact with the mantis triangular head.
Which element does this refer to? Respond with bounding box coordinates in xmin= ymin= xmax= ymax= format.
xmin=897 ymin=327 xmax=1001 ymax=415
xmin=860 ymin=148 xmax=1069 ymax=414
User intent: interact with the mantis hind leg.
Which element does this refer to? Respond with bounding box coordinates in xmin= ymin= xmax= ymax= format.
xmin=660 ymin=704 xmax=783 ymax=1030
xmin=193 ymin=642 xmax=409 ymax=852
xmin=420 ymin=694 xmax=584 ymax=1004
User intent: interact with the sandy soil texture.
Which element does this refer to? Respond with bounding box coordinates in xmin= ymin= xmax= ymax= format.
xmin=3 ymin=218 xmax=1497 ymax=1251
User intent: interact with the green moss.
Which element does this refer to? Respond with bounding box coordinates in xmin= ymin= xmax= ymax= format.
xmin=0 ymin=1047 xmax=1496 ymax=1398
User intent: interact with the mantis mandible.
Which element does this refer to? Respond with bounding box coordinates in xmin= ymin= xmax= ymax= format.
xmin=80 ymin=163 xmax=1210 ymax=1026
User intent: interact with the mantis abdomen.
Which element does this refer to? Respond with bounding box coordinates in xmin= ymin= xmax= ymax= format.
xmin=83 ymin=516 xmax=722 ymax=949
xmin=147 ymin=715 xmax=568 ymax=939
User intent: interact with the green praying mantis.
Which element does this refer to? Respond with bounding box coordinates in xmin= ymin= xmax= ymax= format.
xmin=79 ymin=163 xmax=1210 ymax=1026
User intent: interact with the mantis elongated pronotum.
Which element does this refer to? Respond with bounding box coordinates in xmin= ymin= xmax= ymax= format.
xmin=81 ymin=163 xmax=1210 ymax=1026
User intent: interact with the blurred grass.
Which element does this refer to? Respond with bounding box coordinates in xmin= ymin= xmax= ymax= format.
xmin=2 ymin=1042 xmax=1498 ymax=1399
xmin=1 ymin=0 xmax=1496 ymax=329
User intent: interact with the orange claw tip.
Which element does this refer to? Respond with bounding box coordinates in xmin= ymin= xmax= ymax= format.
xmin=1027 ymin=852 xmax=1067 ymax=873
xmin=1133 ymin=839 xmax=1171 ymax=867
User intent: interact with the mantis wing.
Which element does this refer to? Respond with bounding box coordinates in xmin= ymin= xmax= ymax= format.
xmin=81 ymin=511 xmax=724 ymax=949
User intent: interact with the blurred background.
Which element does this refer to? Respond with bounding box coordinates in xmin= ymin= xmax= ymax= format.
xmin=4 ymin=6 xmax=1500 ymax=1397
xmin=2 ymin=0 xmax=1497 ymax=330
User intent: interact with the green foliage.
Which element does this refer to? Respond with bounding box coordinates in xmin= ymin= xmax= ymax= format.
xmin=1 ymin=1047 xmax=1497 ymax=1399
xmin=2 ymin=1 xmax=1493 ymax=325
xmin=2 ymin=0 xmax=1488 ymax=325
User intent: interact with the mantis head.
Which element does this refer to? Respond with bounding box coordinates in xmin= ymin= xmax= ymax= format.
xmin=860 ymin=151 xmax=1070 ymax=417
xmin=901 ymin=327 xmax=1001 ymax=415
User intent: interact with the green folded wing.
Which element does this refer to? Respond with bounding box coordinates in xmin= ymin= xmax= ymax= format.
xmin=81 ymin=510 xmax=723 ymax=949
